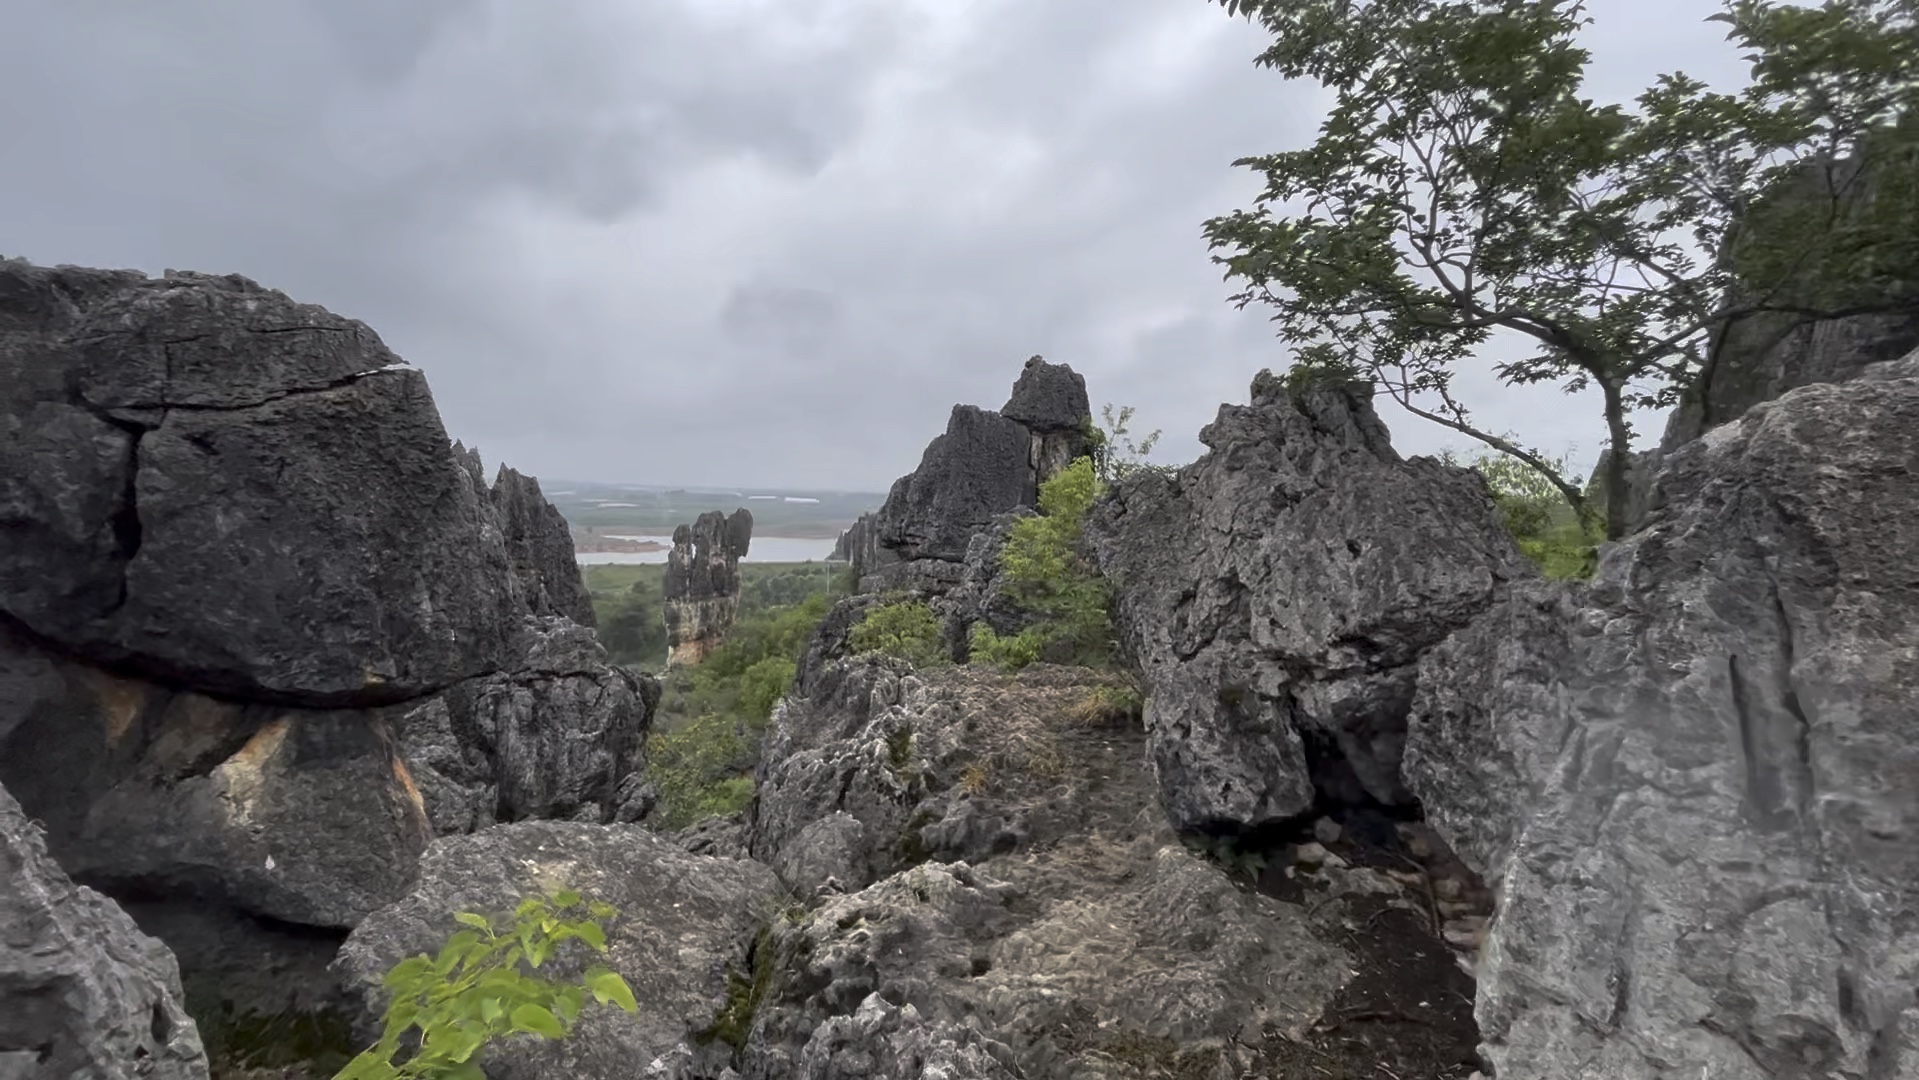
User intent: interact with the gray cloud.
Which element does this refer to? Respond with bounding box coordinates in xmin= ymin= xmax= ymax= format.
xmin=3 ymin=0 xmax=1751 ymax=492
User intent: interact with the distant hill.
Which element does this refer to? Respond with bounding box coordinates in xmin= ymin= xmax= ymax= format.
xmin=546 ymin=480 xmax=885 ymax=540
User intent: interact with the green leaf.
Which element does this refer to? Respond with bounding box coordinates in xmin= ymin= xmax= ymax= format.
xmin=573 ymin=921 xmax=609 ymax=952
xmin=554 ymin=888 xmax=582 ymax=908
xmin=454 ymin=911 xmax=492 ymax=931
xmin=510 ymin=1003 xmax=568 ymax=1040
xmin=441 ymin=1064 xmax=487 ymax=1080
xmin=588 ymin=969 xmax=640 ymax=1013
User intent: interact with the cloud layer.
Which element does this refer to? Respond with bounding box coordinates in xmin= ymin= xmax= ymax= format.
xmin=3 ymin=0 xmax=1749 ymax=491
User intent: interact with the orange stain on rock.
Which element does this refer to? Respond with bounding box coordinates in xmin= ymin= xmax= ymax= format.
xmin=86 ymin=671 xmax=151 ymax=748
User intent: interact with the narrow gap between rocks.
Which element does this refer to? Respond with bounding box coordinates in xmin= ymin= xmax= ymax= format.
xmin=1183 ymin=727 xmax=1491 ymax=1080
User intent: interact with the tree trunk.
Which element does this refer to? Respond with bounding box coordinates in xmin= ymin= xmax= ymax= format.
xmin=1601 ymin=381 xmax=1634 ymax=542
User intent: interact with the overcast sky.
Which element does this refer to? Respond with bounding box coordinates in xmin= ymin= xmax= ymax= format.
xmin=3 ymin=0 xmax=1752 ymax=494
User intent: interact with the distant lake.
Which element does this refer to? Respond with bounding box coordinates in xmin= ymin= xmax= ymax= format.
xmin=575 ymin=535 xmax=839 ymax=565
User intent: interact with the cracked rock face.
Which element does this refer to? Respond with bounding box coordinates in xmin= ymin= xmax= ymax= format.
xmin=0 ymin=258 xmax=522 ymax=703
xmin=0 ymin=259 xmax=645 ymax=1022
xmin=1086 ymin=373 xmax=1526 ymax=831
xmin=0 ymin=782 xmax=208 ymax=1080
xmin=1404 ymin=352 xmax=1919 ymax=1078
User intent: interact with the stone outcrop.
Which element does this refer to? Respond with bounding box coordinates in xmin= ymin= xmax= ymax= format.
xmin=1596 ymin=147 xmax=1919 ymax=536
xmin=843 ymin=356 xmax=1091 ymax=590
xmin=664 ymin=508 xmax=753 ymax=666
xmin=487 ymin=462 xmax=597 ymax=626
xmin=1087 ymin=336 xmax=1919 ymax=1077
xmin=0 ymin=259 xmax=655 ymax=1026
xmin=1402 ymin=349 xmax=1919 ymax=1080
xmin=333 ymin=821 xmax=782 ymax=1080
xmin=733 ymin=655 xmax=1483 ymax=1079
xmin=1086 ymin=371 xmax=1528 ymax=832
xmin=396 ymin=616 xmax=659 ymax=834
xmin=1 ymin=782 xmax=208 ymax=1080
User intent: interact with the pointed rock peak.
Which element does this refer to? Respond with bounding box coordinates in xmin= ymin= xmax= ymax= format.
xmin=1001 ymin=354 xmax=1090 ymax=434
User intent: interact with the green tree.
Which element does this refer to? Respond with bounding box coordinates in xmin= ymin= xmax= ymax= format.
xmin=1205 ymin=0 xmax=1919 ymax=538
xmin=336 ymin=891 xmax=637 ymax=1080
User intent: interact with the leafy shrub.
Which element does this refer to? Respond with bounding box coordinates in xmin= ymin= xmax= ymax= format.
xmin=335 ymin=890 xmax=637 ymax=1080
xmin=966 ymin=624 xmax=1045 ymax=671
xmin=1446 ymin=449 xmax=1603 ymax=580
xmin=976 ymin=457 xmax=1116 ymax=669
xmin=644 ymin=590 xmax=834 ymax=830
xmin=849 ymin=599 xmax=948 ymax=667
xmin=642 ymin=712 xmax=760 ymax=831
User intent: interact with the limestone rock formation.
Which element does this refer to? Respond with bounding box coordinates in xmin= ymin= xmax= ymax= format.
xmin=0 ymin=597 xmax=434 ymax=1016
xmin=0 ymin=259 xmax=656 ymax=1027
xmin=333 ymin=821 xmax=782 ymax=1080
xmin=396 ymin=616 xmax=659 ymax=834
xmin=1403 ymin=350 xmax=1919 ymax=1080
xmin=1 ymin=782 xmax=208 ymax=1080
xmin=664 ymin=508 xmax=754 ymax=666
xmin=1085 ymin=371 xmax=1528 ymax=832
xmin=489 ymin=463 xmax=597 ymax=626
xmin=736 ymin=655 xmax=1482 ymax=1079
xmin=0 ymin=259 xmax=523 ymax=704
xmin=843 ymin=356 xmax=1091 ymax=590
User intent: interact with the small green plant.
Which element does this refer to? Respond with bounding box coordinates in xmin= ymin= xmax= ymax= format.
xmin=975 ymin=457 xmax=1116 ymax=670
xmin=335 ymin=890 xmax=638 ymax=1080
xmin=1088 ymin=403 xmax=1165 ymax=484
xmin=849 ymin=598 xmax=948 ymax=667
xmin=967 ymin=623 xmax=1046 ymax=671
xmin=1065 ymin=681 xmax=1145 ymax=726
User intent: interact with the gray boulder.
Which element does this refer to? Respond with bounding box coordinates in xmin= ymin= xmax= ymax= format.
xmin=1405 ymin=350 xmax=1919 ymax=1078
xmin=1086 ymin=371 xmax=1526 ymax=831
xmin=333 ymin=821 xmax=783 ymax=1080
xmin=0 ymin=258 xmax=524 ymax=705
xmin=0 ymin=258 xmax=651 ymax=1026
xmin=1 ymin=782 xmax=208 ymax=1080
xmin=0 ymin=618 xmax=432 ymax=1016
xmin=740 ymin=658 xmax=1416 ymax=1080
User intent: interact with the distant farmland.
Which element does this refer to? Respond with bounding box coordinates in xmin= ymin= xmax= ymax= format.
xmin=548 ymin=480 xmax=884 ymax=539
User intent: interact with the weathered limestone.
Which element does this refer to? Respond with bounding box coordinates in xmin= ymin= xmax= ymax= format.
xmin=1086 ymin=371 xmax=1528 ymax=831
xmin=841 ymin=356 xmax=1092 ymax=590
xmin=1 ymin=782 xmax=208 ymax=1080
xmin=0 ymin=259 xmax=657 ymax=1026
xmin=663 ymin=508 xmax=753 ymax=666
xmin=1405 ymin=350 xmax=1919 ymax=1079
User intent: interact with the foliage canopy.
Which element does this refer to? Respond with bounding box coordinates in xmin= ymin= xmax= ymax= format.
xmin=1206 ymin=0 xmax=1919 ymax=538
